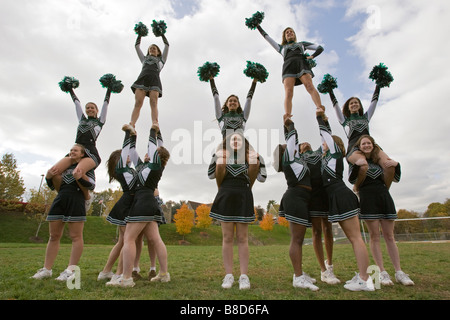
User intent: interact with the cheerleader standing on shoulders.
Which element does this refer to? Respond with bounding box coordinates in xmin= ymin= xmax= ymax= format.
xmin=274 ymin=115 xmax=317 ymax=291
xmin=31 ymin=144 xmax=95 ymax=281
xmin=254 ymin=23 xmax=324 ymax=117
xmin=210 ymin=131 xmax=257 ymax=290
xmin=49 ymin=84 xmax=111 ymax=203
xmin=316 ymin=106 xmax=374 ymax=291
xmin=113 ymin=123 xmax=170 ymax=288
xmin=129 ymin=27 xmax=169 ymax=127
xmin=299 ymin=141 xmax=340 ymax=285
xmin=349 ymin=135 xmax=413 ymax=286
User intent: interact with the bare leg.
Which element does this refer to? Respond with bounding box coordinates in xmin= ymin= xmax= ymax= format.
xmin=283 ymin=77 xmax=296 ymax=117
xmin=235 ymin=223 xmax=249 ymax=275
xmin=311 ymin=217 xmax=326 ymax=272
xmin=377 ymin=150 xmax=397 ymax=189
xmin=149 ymin=90 xmax=159 ymax=125
xmin=380 ymin=220 xmax=402 ymax=271
xmin=348 ymin=151 xmax=368 ymax=192
xmin=44 ymin=220 xmax=65 ymax=270
xmin=322 ymin=219 xmax=334 ymax=265
xmin=289 ymin=222 xmax=307 ymax=277
xmin=299 ymin=73 xmax=323 ymax=109
xmin=144 ymin=222 xmax=168 ymax=274
xmin=130 ymin=89 xmax=147 ymax=127
xmin=221 ymin=222 xmax=235 ymax=275
xmin=102 ymin=226 xmax=125 ymax=273
xmin=67 ymin=222 xmax=85 ymax=267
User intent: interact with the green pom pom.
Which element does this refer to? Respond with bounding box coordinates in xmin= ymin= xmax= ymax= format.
xmin=245 ymin=11 xmax=264 ymax=30
xmin=317 ymin=74 xmax=338 ymax=94
xmin=151 ymin=20 xmax=167 ymax=37
xmin=197 ymin=62 xmax=220 ymax=82
xmin=369 ymin=63 xmax=394 ymax=88
xmin=99 ymin=74 xmax=123 ymax=93
xmin=243 ymin=61 xmax=269 ymax=83
xmin=134 ymin=22 xmax=148 ymax=37
xmin=58 ymin=76 xmax=79 ymax=92
xmin=303 ymin=53 xmax=317 ymax=68
xmin=99 ymin=73 xmax=116 ymax=88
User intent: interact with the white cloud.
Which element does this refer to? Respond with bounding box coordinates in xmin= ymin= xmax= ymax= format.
xmin=1 ymin=0 xmax=448 ymax=213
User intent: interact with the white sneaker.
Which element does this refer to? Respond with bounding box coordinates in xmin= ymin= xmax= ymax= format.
xmin=344 ymin=273 xmax=375 ymax=291
xmin=380 ymin=271 xmax=394 ymax=286
xmin=395 ymin=271 xmax=414 ymax=286
xmin=239 ymin=274 xmax=251 ymax=290
xmin=85 ymin=191 xmax=94 ymax=212
xmin=221 ymin=274 xmax=234 ymax=289
xmin=302 ymin=272 xmax=317 ymax=284
xmin=117 ymin=277 xmax=135 ymax=288
xmin=31 ymin=268 xmax=52 ymax=279
xmin=293 ymin=274 xmax=319 ymax=291
xmin=55 ymin=269 xmax=75 ymax=281
xmin=321 ymin=269 xmax=341 ymax=284
xmin=150 ymin=272 xmax=171 ymax=283
xmin=106 ymin=274 xmax=122 ymax=286
xmin=97 ymin=271 xmax=115 ymax=281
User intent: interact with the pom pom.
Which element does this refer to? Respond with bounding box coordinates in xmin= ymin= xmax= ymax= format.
xmin=197 ymin=62 xmax=220 ymax=82
xmin=245 ymin=11 xmax=264 ymax=30
xmin=58 ymin=76 xmax=79 ymax=92
xmin=151 ymin=20 xmax=167 ymax=37
xmin=317 ymin=74 xmax=338 ymax=94
xmin=369 ymin=63 xmax=394 ymax=88
xmin=304 ymin=53 xmax=317 ymax=68
xmin=243 ymin=61 xmax=269 ymax=83
xmin=134 ymin=22 xmax=148 ymax=37
xmin=99 ymin=74 xmax=124 ymax=93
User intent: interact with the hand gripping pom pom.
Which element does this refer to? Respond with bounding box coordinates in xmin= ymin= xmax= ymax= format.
xmin=243 ymin=61 xmax=269 ymax=83
xmin=58 ymin=76 xmax=80 ymax=92
xmin=151 ymin=20 xmax=167 ymax=37
xmin=99 ymin=74 xmax=124 ymax=93
xmin=197 ymin=62 xmax=220 ymax=82
xmin=245 ymin=11 xmax=264 ymax=30
xmin=134 ymin=22 xmax=148 ymax=37
xmin=369 ymin=63 xmax=394 ymax=88
xmin=304 ymin=53 xmax=317 ymax=68
xmin=317 ymin=74 xmax=338 ymax=94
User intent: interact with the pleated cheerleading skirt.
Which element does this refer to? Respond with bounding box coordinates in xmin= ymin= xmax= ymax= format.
xmin=106 ymin=191 xmax=134 ymax=226
xmin=282 ymin=55 xmax=314 ymax=86
xmin=279 ymin=186 xmax=312 ymax=227
xmin=46 ymin=184 xmax=86 ymax=222
xmin=325 ymin=181 xmax=360 ymax=223
xmin=125 ymin=188 xmax=164 ymax=223
xmin=359 ymin=183 xmax=397 ymax=220
xmin=209 ymin=178 xmax=255 ymax=223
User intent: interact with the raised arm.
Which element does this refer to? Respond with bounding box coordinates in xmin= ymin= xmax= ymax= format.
xmin=98 ymin=88 xmax=111 ymax=124
xmin=366 ymin=85 xmax=380 ymax=121
xmin=161 ymin=34 xmax=169 ymax=64
xmin=69 ymin=88 xmax=84 ymax=121
xmin=303 ymin=41 xmax=324 ymax=58
xmin=243 ymin=80 xmax=257 ymax=121
xmin=135 ymin=36 xmax=146 ymax=63
xmin=284 ymin=118 xmax=298 ymax=162
xmin=329 ymin=89 xmax=345 ymax=125
xmin=209 ymin=78 xmax=222 ymax=120
xmin=256 ymin=25 xmax=282 ymax=53
xmin=317 ymin=110 xmax=337 ymax=154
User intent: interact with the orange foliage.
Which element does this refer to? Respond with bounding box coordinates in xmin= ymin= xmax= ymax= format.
xmin=195 ymin=204 xmax=212 ymax=229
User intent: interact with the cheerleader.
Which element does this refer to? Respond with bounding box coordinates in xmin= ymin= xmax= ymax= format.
xmin=206 ymin=77 xmax=266 ymax=187
xmin=130 ymin=32 xmax=169 ymax=127
xmin=327 ymin=85 xmax=397 ymax=191
xmin=256 ymin=25 xmax=324 ymax=116
xmin=316 ymin=107 xmax=374 ymax=291
xmin=31 ymin=144 xmax=95 ymax=281
xmin=49 ymin=86 xmax=111 ymax=201
xmin=299 ymin=141 xmax=340 ymax=284
xmin=113 ymin=123 xmax=170 ymax=288
xmin=210 ymin=131 xmax=256 ymax=290
xmin=273 ymin=116 xmax=318 ymax=291
xmin=349 ymin=135 xmax=413 ymax=286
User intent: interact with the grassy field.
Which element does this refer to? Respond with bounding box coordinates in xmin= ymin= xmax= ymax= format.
xmin=1 ymin=212 xmax=449 ymax=305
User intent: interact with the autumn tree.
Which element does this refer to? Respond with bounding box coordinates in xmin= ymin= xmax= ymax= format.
xmin=195 ymin=204 xmax=212 ymax=229
xmin=174 ymin=203 xmax=194 ymax=238
xmin=277 ymin=216 xmax=289 ymax=228
xmin=0 ymin=153 xmax=25 ymax=201
xmin=260 ymin=213 xmax=274 ymax=231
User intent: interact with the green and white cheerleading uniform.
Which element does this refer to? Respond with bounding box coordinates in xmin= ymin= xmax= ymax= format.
xmin=257 ymin=25 xmax=323 ymax=86
xmin=317 ymin=116 xmax=360 ymax=223
xmin=278 ymin=121 xmax=312 ymax=227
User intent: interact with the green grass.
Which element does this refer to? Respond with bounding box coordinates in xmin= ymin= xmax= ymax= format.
xmin=1 ymin=212 xmax=449 ymax=302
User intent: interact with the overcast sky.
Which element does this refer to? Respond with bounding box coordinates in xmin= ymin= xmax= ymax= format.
xmin=1 ymin=0 xmax=449 ymax=214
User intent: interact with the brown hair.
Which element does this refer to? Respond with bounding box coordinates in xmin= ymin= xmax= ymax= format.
xmin=281 ymin=27 xmax=297 ymax=45
xmin=222 ymin=95 xmax=243 ymax=114
xmin=106 ymin=149 xmax=122 ymax=183
xmin=273 ymin=144 xmax=286 ymax=172
xmin=148 ymin=44 xmax=162 ymax=57
xmin=157 ymin=146 xmax=170 ymax=167
xmin=355 ymin=135 xmax=381 ymax=163
xmin=342 ymin=97 xmax=363 ymax=118
xmin=332 ymin=135 xmax=346 ymax=157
